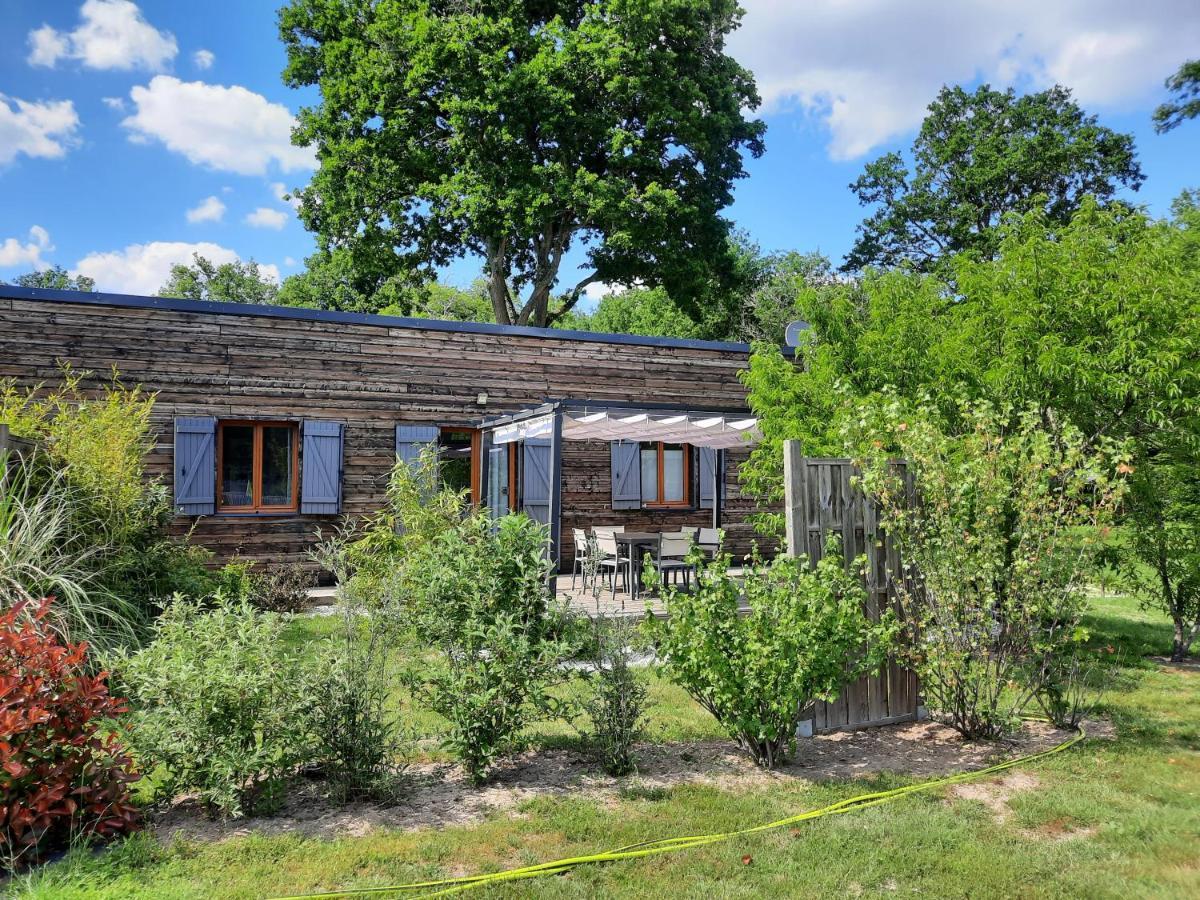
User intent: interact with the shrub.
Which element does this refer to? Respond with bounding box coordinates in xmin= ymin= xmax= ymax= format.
xmin=0 ymin=455 xmax=137 ymax=652
xmin=213 ymin=558 xmax=256 ymax=602
xmin=0 ymin=599 xmax=140 ymax=871
xmin=1 ymin=371 xmax=215 ymax=647
xmin=252 ymin=563 xmax=314 ymax=614
xmin=307 ymin=535 xmax=404 ymax=802
xmin=578 ymin=617 xmax=650 ymax=776
xmin=646 ymin=544 xmax=894 ymax=768
xmin=111 ymin=596 xmax=313 ymax=818
xmin=854 ymin=399 xmax=1127 ymax=738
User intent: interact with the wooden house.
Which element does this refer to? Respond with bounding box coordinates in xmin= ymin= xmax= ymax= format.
xmin=0 ymin=285 xmax=775 ymax=571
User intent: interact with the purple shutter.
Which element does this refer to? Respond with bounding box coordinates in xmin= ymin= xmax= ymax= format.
xmin=395 ymin=424 xmax=439 ymax=473
xmin=698 ymin=447 xmax=719 ymax=510
xmin=523 ymin=439 xmax=551 ymax=524
xmin=301 ymin=420 xmax=344 ymax=514
xmin=173 ymin=417 xmax=215 ymax=516
xmin=610 ymin=441 xmax=641 ymax=510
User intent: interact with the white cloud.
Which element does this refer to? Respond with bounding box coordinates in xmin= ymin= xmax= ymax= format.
xmin=73 ymin=240 xmax=280 ymax=295
xmin=186 ymin=195 xmax=226 ymax=223
xmin=27 ymin=0 xmax=177 ymax=71
xmin=244 ymin=207 xmax=289 ymax=230
xmin=284 ymin=256 xmax=297 ymax=267
xmin=582 ymin=281 xmax=626 ymax=302
xmin=0 ymin=226 xmax=53 ymax=270
xmin=0 ymin=95 xmax=80 ymax=165
xmin=730 ymin=0 xmax=1200 ymax=160
xmin=193 ymin=48 xmax=214 ymax=70
xmin=101 ymin=96 xmax=126 ymax=112
xmin=270 ymin=181 xmax=302 ymax=210
xmin=121 ymin=76 xmax=316 ymax=175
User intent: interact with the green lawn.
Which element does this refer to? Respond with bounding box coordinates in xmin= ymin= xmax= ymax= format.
xmin=12 ymin=594 xmax=1199 ymax=899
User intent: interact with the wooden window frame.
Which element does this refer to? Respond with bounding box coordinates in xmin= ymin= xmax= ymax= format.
xmin=216 ymin=419 xmax=300 ymax=513
xmin=642 ymin=441 xmax=692 ymax=509
xmin=437 ymin=426 xmax=482 ymax=506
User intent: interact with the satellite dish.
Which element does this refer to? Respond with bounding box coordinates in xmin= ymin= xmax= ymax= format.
xmin=784 ymin=320 xmax=811 ymax=347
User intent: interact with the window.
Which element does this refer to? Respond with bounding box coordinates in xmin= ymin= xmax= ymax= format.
xmin=640 ymin=442 xmax=690 ymax=507
xmin=217 ymin=420 xmax=298 ymax=512
xmin=438 ymin=427 xmax=481 ymax=504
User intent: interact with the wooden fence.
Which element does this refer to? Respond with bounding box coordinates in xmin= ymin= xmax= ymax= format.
xmin=783 ymin=442 xmax=921 ymax=733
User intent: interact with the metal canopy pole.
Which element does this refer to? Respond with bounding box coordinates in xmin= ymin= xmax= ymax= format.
xmin=547 ymin=407 xmax=564 ymax=594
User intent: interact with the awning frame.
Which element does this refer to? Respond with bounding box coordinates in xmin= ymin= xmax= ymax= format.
xmin=477 ymin=399 xmax=757 ymax=589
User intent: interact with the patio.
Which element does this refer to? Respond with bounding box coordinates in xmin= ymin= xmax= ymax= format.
xmin=476 ymin=399 xmax=762 ymax=603
xmin=555 ymin=565 xmax=751 ymax=619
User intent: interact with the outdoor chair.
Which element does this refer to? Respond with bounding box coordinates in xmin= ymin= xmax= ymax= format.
xmin=654 ymin=532 xmax=695 ymax=588
xmin=698 ymin=527 xmax=722 ymax=557
xmin=570 ymin=527 xmax=592 ymax=591
xmin=593 ymin=529 xmax=630 ymax=603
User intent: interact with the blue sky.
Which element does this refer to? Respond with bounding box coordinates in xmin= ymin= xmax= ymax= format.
xmin=2 ymin=1 xmax=1198 ymax=306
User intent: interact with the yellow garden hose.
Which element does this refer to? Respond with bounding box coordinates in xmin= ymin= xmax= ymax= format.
xmin=273 ymin=721 xmax=1086 ymax=899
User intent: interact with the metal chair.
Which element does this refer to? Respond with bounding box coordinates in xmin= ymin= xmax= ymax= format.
xmin=571 ymin=528 xmax=591 ymax=591
xmin=654 ymin=532 xmax=695 ymax=588
xmin=698 ymin=527 xmax=722 ymax=557
xmin=593 ymin=529 xmax=630 ymax=603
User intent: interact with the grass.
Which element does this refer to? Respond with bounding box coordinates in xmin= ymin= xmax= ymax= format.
xmin=11 ymin=593 xmax=1199 ymax=899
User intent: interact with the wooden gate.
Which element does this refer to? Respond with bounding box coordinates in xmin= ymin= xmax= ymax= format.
xmin=783 ymin=442 xmax=920 ymax=733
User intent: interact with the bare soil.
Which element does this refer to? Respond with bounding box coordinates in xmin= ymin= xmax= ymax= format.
xmin=153 ymin=718 xmax=1094 ymax=846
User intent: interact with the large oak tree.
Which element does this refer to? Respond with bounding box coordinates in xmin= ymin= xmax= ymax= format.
xmin=279 ymin=0 xmax=766 ymax=326
xmin=844 ymin=84 xmax=1143 ymax=272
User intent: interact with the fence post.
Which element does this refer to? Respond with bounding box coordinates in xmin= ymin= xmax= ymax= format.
xmin=783 ymin=439 xmax=805 ymax=558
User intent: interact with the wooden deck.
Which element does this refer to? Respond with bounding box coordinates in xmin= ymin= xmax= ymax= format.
xmin=554 ymin=567 xmax=750 ymax=619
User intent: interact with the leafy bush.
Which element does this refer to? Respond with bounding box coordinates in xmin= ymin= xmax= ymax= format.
xmin=0 ymin=599 xmax=140 ymax=871
xmin=1 ymin=371 xmax=216 ymax=647
xmin=307 ymin=535 xmax=404 ymax=802
xmin=111 ymin=596 xmax=313 ymax=818
xmin=214 ymin=559 xmax=256 ymax=602
xmin=251 ymin=563 xmax=314 ymax=614
xmin=646 ymin=545 xmax=895 ymax=768
xmin=855 ymin=399 xmax=1127 ymax=738
xmin=578 ymin=617 xmax=650 ymax=776
xmin=405 ymin=513 xmax=575 ymax=784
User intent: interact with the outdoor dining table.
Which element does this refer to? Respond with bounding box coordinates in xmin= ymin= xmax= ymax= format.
xmin=612 ymin=531 xmax=663 ymax=600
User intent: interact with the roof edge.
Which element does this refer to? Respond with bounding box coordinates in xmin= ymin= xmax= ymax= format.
xmin=0 ymin=284 xmax=790 ymax=356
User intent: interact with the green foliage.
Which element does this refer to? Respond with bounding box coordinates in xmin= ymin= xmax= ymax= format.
xmin=743 ymin=200 xmax=1200 ymax=537
xmin=1153 ymin=59 xmax=1200 ymax=133
xmin=402 ymin=511 xmax=574 ymax=783
xmin=1123 ymin=442 xmax=1200 ymax=660
xmin=8 ymin=265 xmax=95 ymax=292
xmin=156 ymin=254 xmax=279 ymax=305
xmin=307 ymin=535 xmax=406 ymax=802
xmin=278 ymin=0 xmax=765 ymax=326
xmin=1 ymin=371 xmax=213 ymax=648
xmin=845 ymin=84 xmax=1143 ymax=271
xmin=578 ymin=617 xmax=650 ymax=776
xmin=558 ymin=287 xmax=700 ymax=340
xmin=111 ymin=596 xmax=314 ymax=818
xmin=645 ymin=544 xmax=894 ymax=767
xmin=853 ymin=400 xmax=1127 ymax=738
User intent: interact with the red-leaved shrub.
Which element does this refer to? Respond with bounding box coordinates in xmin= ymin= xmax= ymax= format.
xmin=0 ymin=598 xmax=140 ymax=869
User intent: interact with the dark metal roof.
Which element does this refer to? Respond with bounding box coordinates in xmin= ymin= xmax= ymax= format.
xmin=0 ymin=284 xmax=788 ymax=356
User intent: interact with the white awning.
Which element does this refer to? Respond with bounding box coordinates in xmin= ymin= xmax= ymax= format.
xmin=490 ymin=407 xmax=759 ymax=449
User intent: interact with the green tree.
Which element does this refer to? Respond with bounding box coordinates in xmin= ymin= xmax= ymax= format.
xmin=278 ymin=0 xmax=766 ymax=327
xmin=1124 ymin=430 xmax=1200 ymax=661
xmin=845 ymin=85 xmax=1143 ymax=272
xmin=743 ymin=201 xmax=1200 ymax=540
xmin=9 ymin=265 xmax=95 ymax=292
xmin=1154 ymin=59 xmax=1200 ymax=133
xmin=558 ymin=287 xmax=700 ymax=339
xmin=157 ymin=255 xmax=279 ymax=305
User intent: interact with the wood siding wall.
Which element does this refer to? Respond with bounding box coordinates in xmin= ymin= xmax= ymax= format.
xmin=0 ymin=295 xmax=766 ymax=569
